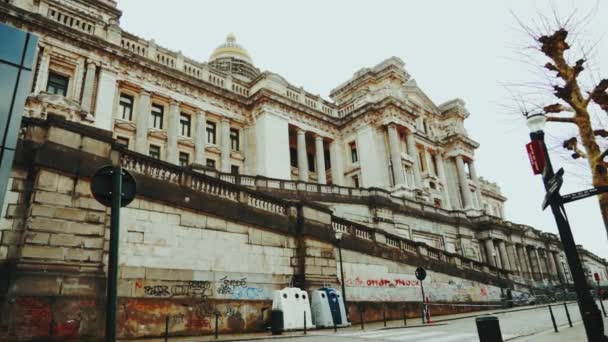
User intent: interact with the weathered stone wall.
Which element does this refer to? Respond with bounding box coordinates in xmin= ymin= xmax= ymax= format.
xmin=0 ymin=117 xmax=528 ymax=340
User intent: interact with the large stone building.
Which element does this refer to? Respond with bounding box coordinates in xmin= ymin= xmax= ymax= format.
xmin=1 ymin=0 xmax=607 ymax=339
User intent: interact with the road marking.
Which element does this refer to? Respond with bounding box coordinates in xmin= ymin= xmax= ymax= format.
xmin=426 ymin=333 xmax=479 ymax=342
xmin=385 ymin=331 xmax=444 ymax=340
xmin=350 ymin=329 xmax=425 ymax=338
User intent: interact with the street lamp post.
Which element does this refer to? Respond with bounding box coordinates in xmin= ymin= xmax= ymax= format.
xmin=335 ymin=231 xmax=348 ymax=317
xmin=526 ymin=113 xmax=605 ymax=341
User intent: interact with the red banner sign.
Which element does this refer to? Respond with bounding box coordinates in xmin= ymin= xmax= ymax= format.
xmin=526 ymin=141 xmax=546 ymax=175
xmin=595 ymin=272 xmax=601 ymax=283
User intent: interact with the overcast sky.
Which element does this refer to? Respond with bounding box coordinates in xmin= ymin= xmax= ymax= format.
xmin=118 ymin=0 xmax=608 ymax=259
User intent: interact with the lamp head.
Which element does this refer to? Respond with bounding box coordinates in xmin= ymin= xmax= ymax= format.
xmin=526 ymin=113 xmax=547 ymax=133
xmin=335 ymin=231 xmax=343 ymax=241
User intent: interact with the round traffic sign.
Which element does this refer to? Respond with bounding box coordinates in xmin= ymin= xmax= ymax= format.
xmin=90 ymin=166 xmax=136 ymax=207
xmin=415 ymin=267 xmax=427 ymax=281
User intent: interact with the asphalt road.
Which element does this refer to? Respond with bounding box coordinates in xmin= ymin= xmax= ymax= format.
xmin=260 ymin=301 xmax=598 ymax=342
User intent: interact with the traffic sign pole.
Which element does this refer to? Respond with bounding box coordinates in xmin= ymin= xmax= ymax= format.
xmin=104 ymin=165 xmax=122 ymax=342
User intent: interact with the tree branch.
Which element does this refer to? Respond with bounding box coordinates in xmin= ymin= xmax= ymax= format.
xmin=594 ymin=129 xmax=608 ymax=138
xmin=562 ymin=137 xmax=587 ymax=159
xmin=589 ymin=79 xmax=608 ymax=110
xmin=546 ymin=116 xmax=576 ymax=123
xmin=544 ymin=103 xmax=575 ymax=113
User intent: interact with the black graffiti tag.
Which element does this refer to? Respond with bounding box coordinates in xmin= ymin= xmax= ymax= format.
xmin=216 ymin=277 xmax=247 ymax=295
xmin=144 ymin=285 xmax=170 ymax=297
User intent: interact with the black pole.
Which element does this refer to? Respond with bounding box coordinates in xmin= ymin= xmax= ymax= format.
xmin=104 ymin=165 xmax=122 ymax=342
xmin=164 ymin=315 xmax=169 ymax=342
xmin=549 ymin=305 xmax=558 ymax=333
xmin=564 ymin=302 xmax=573 ymax=327
xmin=303 ymin=311 xmax=307 ymax=335
xmin=403 ymin=306 xmax=407 ymax=326
xmin=359 ymin=305 xmax=364 ymax=330
xmin=338 ymin=242 xmax=348 ymax=318
xmin=420 ymin=280 xmax=426 ymax=324
xmin=531 ymin=131 xmax=605 ymax=341
xmin=383 ymin=308 xmax=387 ymax=327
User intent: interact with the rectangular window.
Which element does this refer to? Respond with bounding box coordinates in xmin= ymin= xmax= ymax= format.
xmin=431 ymin=154 xmax=438 ymax=176
xmin=46 ymin=72 xmax=69 ymax=96
xmin=116 ymin=136 xmax=129 ymax=147
xmin=151 ymin=104 xmax=164 ymax=129
xmin=206 ymin=121 xmax=216 ymax=145
xmin=352 ymin=175 xmax=360 ymax=188
xmin=290 ymin=147 xmax=297 ymax=168
xmin=230 ymin=128 xmax=240 ymax=151
xmin=119 ymin=93 xmax=134 ymax=121
xmin=231 ymin=165 xmax=239 ymax=174
xmin=307 ymin=152 xmax=315 ymax=172
xmin=350 ymin=142 xmax=358 ymax=163
xmin=179 ymin=152 xmax=189 ymax=167
xmin=324 ymin=149 xmax=331 ymax=170
xmin=418 ymin=150 xmax=426 ymax=172
xmin=149 ymin=144 xmax=161 ymax=159
xmin=206 ymin=158 xmax=216 ymax=169
xmin=180 ymin=113 xmax=191 ymax=137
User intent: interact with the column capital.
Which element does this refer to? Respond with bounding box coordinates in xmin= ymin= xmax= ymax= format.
xmin=169 ymin=100 xmax=180 ymax=107
xmin=86 ymin=60 xmax=99 ymax=68
xmin=139 ymin=89 xmax=151 ymax=97
xmin=314 ymin=134 xmax=324 ymax=141
xmin=297 ymin=127 xmax=306 ymax=135
xmin=221 ymin=117 xmax=231 ymax=123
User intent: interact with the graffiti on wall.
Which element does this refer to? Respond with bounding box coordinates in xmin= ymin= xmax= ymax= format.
xmin=135 ymin=280 xmax=212 ymax=299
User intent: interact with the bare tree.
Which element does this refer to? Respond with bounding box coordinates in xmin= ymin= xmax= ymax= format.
xmin=515 ymin=8 xmax=608 ymax=238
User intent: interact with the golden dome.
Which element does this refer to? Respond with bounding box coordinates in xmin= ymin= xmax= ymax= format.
xmin=209 ymin=33 xmax=253 ymax=64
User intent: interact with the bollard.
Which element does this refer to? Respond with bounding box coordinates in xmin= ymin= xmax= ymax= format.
xmin=303 ymin=311 xmax=307 ymax=335
xmin=563 ymin=302 xmax=572 ymax=327
xmin=475 ymin=315 xmax=503 ymax=342
xmin=548 ymin=305 xmax=558 ymax=333
xmin=383 ymin=309 xmax=387 ymax=327
xmin=359 ymin=305 xmax=365 ymax=330
xmin=164 ymin=315 xmax=169 ymax=342
xmin=403 ymin=306 xmax=407 ymax=326
xmin=270 ymin=309 xmax=283 ymax=336
xmin=333 ymin=318 xmax=337 ymax=332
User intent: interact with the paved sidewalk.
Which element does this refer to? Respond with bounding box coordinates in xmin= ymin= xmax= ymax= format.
xmin=121 ymin=303 xmax=568 ymax=342
xmin=510 ymin=316 xmax=608 ymax=341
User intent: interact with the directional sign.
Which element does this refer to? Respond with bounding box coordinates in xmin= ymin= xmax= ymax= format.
xmin=415 ymin=267 xmax=427 ymax=281
xmin=542 ymin=168 xmax=564 ymax=210
xmin=562 ymin=186 xmax=608 ymax=204
xmin=91 ymin=166 xmax=136 ymax=207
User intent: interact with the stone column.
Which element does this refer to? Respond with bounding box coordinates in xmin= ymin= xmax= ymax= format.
xmin=468 ymin=160 xmax=482 ymax=209
xmin=194 ymin=111 xmax=206 ymax=164
xmin=485 ymin=239 xmax=498 ymax=267
xmin=553 ymin=252 xmax=566 ymax=283
xmin=329 ymin=139 xmax=345 ymax=186
xmin=517 ymin=244 xmax=531 ymax=279
xmin=220 ymin=118 xmax=231 ymax=173
xmin=509 ymin=243 xmax=521 ymax=275
xmin=166 ymin=101 xmax=180 ymax=164
xmin=534 ymin=247 xmax=544 ymax=281
xmin=405 ymin=130 xmax=422 ymax=188
xmin=387 ymin=124 xmax=405 ymax=186
xmin=297 ymin=128 xmax=309 ymax=181
xmin=80 ymin=61 xmax=97 ymax=112
xmin=34 ymin=48 xmax=50 ymax=94
xmin=314 ymin=135 xmax=326 ymax=184
xmin=435 ymin=154 xmax=452 ymax=209
xmin=546 ymin=249 xmax=558 ymax=282
xmin=134 ymin=90 xmax=151 ymax=154
xmin=498 ymin=240 xmax=512 ymax=270
xmin=455 ymin=155 xmax=473 ymax=209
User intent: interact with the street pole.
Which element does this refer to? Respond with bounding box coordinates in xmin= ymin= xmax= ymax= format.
xmin=529 ymin=129 xmax=605 ymax=341
xmin=105 ymin=165 xmax=122 ymax=342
